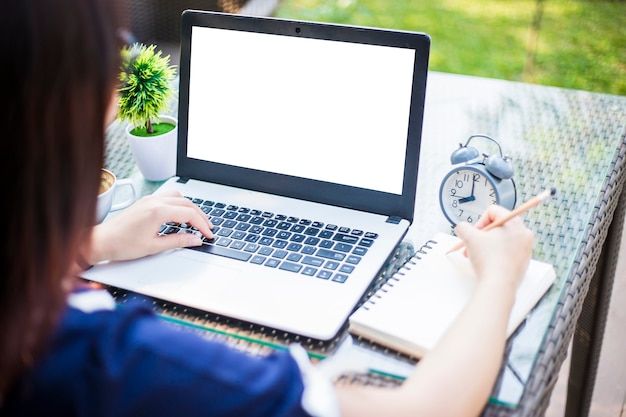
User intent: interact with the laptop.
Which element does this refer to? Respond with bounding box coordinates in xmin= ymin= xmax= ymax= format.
xmin=83 ymin=10 xmax=430 ymax=341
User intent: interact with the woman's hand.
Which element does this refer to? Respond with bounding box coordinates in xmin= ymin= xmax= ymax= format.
xmin=87 ymin=190 xmax=213 ymax=264
xmin=454 ymin=205 xmax=533 ymax=291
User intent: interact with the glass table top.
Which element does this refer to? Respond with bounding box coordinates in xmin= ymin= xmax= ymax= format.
xmin=104 ymin=71 xmax=626 ymax=408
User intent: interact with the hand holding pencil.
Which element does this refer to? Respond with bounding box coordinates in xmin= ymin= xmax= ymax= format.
xmin=447 ymin=188 xmax=556 ymax=254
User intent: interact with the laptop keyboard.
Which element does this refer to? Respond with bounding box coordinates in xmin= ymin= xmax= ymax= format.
xmin=157 ymin=196 xmax=379 ymax=284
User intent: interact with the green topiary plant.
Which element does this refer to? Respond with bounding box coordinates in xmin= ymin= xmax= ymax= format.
xmin=118 ymin=43 xmax=176 ymax=136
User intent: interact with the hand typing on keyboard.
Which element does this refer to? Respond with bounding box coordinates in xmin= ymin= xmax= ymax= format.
xmin=156 ymin=195 xmax=379 ymax=284
xmin=84 ymin=190 xmax=214 ymax=265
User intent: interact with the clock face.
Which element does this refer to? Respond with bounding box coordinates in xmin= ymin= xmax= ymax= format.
xmin=439 ymin=167 xmax=498 ymax=225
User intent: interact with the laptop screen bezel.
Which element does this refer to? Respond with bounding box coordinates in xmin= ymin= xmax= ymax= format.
xmin=177 ymin=10 xmax=430 ymax=224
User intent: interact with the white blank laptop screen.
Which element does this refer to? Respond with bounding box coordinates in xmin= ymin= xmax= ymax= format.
xmin=186 ymin=26 xmax=416 ymax=196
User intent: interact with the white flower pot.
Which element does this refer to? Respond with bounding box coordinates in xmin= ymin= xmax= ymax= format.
xmin=126 ymin=115 xmax=177 ymax=182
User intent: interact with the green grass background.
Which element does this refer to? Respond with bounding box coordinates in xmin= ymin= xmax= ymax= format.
xmin=274 ymin=0 xmax=626 ymax=96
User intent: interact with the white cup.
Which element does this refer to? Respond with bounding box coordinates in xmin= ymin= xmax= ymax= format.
xmin=96 ymin=168 xmax=136 ymax=223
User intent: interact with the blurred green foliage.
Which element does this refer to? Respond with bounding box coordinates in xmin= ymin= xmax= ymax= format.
xmin=275 ymin=0 xmax=626 ymax=96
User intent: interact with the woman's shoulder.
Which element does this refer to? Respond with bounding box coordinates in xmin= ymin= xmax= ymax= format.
xmin=4 ymin=289 xmax=310 ymax=417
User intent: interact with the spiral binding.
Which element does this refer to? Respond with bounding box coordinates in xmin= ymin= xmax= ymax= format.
xmin=360 ymin=239 xmax=439 ymax=312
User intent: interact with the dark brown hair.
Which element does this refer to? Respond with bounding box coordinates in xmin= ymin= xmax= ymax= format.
xmin=0 ymin=0 xmax=126 ymax=397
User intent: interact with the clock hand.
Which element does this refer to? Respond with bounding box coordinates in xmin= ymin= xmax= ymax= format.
xmin=457 ymin=178 xmax=477 ymax=204
xmin=457 ymin=195 xmax=475 ymax=204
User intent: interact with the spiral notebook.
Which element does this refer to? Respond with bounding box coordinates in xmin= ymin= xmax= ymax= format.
xmin=348 ymin=233 xmax=556 ymax=358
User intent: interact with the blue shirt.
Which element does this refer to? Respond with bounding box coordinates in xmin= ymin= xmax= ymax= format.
xmin=4 ymin=291 xmax=316 ymax=417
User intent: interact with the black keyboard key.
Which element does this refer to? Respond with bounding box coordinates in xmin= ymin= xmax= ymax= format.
xmin=223 ymin=211 xmax=238 ymax=219
xmin=353 ymin=247 xmax=368 ymax=256
xmin=304 ymin=227 xmax=320 ymax=236
xmin=217 ymin=229 xmax=233 ymax=237
xmin=211 ymin=208 xmax=225 ymax=216
xmin=302 ymin=267 xmax=318 ymax=276
xmin=244 ymin=234 xmax=260 ymax=243
xmin=317 ymin=270 xmax=332 ymax=280
xmin=250 ymin=216 xmax=264 ymax=225
xmin=319 ymin=230 xmax=333 ymax=239
xmin=214 ymin=202 xmax=226 ymax=209
xmin=299 ymin=219 xmax=312 ymax=226
xmin=326 ymin=224 xmax=338 ymax=231
xmin=339 ymin=264 xmax=355 ymax=274
xmin=279 ymin=261 xmax=302 ymax=273
xmin=216 ymin=237 xmax=232 ymax=246
xmin=277 ymin=222 xmax=292 ymax=230
xmin=316 ymin=249 xmax=346 ymax=261
xmin=222 ymin=220 xmax=237 ymax=228
xmin=162 ymin=225 xmax=178 ymax=235
xmin=262 ymin=228 xmax=278 ymax=237
xmin=236 ymin=213 xmax=252 ymax=222
xmin=259 ymin=247 xmax=273 ymax=256
xmin=265 ymin=258 xmax=280 ymax=268
xmin=333 ymin=233 xmax=359 ymax=244
xmin=358 ymin=238 xmax=375 ymax=247
xmin=319 ymin=240 xmax=334 ymax=249
xmin=231 ymin=241 xmax=245 ymax=250
xmin=272 ymin=250 xmax=288 ymax=259
xmin=312 ymin=221 xmax=324 ymax=228
xmin=338 ymin=226 xmax=351 ymax=234
xmin=287 ymin=216 xmax=299 ymax=223
xmin=332 ymin=274 xmax=349 ymax=283
xmin=365 ymin=232 xmax=378 ymax=239
xmin=249 ymin=226 xmax=263 ymax=234
xmin=302 ymin=256 xmax=324 ymax=267
xmin=346 ymin=255 xmax=362 ymax=264
xmin=250 ymin=255 xmax=266 ymax=264
xmin=244 ymin=243 xmax=260 ymax=252
xmin=275 ymin=214 xmax=287 ymax=221
xmin=301 ymin=246 xmax=316 ymax=255
xmin=290 ymin=234 xmax=305 ymax=243
xmin=272 ymin=240 xmax=288 ymax=249
xmin=277 ymin=231 xmax=291 ymax=240
xmin=286 ymin=242 xmax=302 ymax=252
xmin=324 ymin=261 xmax=339 ymax=270
xmin=351 ymin=230 xmax=364 ymax=236
xmin=287 ymin=253 xmax=302 ymax=262
xmin=262 ymin=211 xmax=274 ymax=218
xmin=235 ymin=223 xmax=251 ymax=231
xmin=304 ymin=237 xmax=320 ymax=246
xmin=291 ymin=224 xmax=306 ymax=233
xmin=190 ymin=244 xmax=252 ymax=261
xmin=334 ymin=243 xmax=353 ymax=253
xmin=263 ymin=219 xmax=278 ymax=228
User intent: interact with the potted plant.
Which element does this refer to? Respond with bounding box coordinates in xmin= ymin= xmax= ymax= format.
xmin=118 ymin=43 xmax=177 ymax=182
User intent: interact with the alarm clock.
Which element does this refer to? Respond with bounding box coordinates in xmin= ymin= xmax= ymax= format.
xmin=439 ymin=134 xmax=517 ymax=226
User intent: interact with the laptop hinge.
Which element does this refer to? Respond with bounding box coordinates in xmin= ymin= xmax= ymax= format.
xmin=386 ymin=216 xmax=402 ymax=224
xmin=177 ymin=177 xmax=190 ymax=184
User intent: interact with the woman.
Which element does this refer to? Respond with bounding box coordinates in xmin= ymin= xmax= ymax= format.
xmin=1 ymin=0 xmax=533 ymax=416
